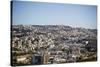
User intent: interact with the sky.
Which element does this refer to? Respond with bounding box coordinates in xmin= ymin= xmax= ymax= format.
xmin=12 ymin=1 xmax=97 ymax=29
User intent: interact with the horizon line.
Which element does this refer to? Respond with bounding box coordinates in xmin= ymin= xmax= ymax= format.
xmin=12 ymin=24 xmax=97 ymax=29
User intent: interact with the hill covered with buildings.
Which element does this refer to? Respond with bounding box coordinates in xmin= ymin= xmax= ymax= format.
xmin=11 ymin=25 xmax=97 ymax=66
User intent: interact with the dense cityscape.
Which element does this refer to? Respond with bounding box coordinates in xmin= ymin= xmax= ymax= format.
xmin=11 ymin=25 xmax=97 ymax=66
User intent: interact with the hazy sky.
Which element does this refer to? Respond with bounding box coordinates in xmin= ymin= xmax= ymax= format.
xmin=12 ymin=1 xmax=97 ymax=29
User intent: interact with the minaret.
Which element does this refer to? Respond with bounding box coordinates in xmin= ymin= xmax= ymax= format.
xmin=43 ymin=51 xmax=49 ymax=64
